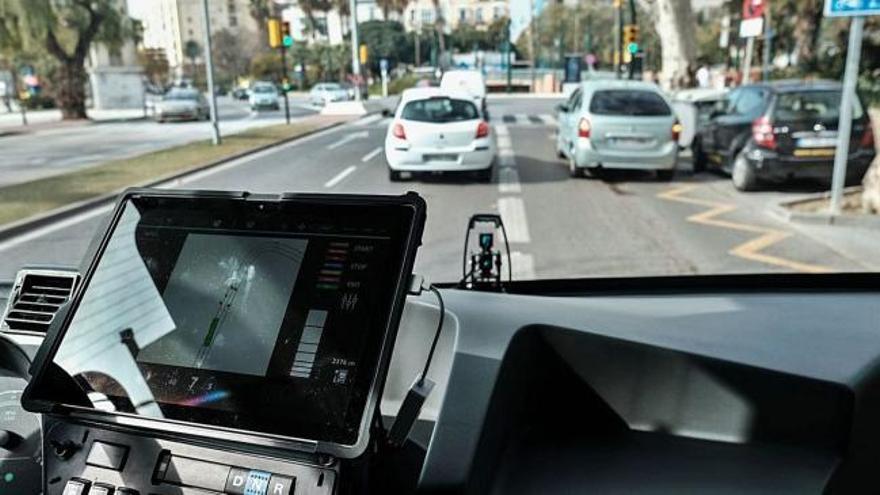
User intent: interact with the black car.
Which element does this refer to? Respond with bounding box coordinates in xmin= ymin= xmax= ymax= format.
xmin=692 ymin=80 xmax=875 ymax=191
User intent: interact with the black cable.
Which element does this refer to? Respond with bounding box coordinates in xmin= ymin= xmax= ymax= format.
xmin=499 ymin=221 xmax=513 ymax=284
xmin=418 ymin=286 xmax=445 ymax=386
xmin=461 ymin=225 xmax=471 ymax=279
xmin=457 ymin=265 xmax=476 ymax=288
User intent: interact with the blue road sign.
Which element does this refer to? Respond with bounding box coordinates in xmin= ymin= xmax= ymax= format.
xmin=825 ymin=0 xmax=880 ymax=17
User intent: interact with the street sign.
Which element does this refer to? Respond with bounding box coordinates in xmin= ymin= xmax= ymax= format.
xmin=742 ymin=0 xmax=766 ymax=19
xmin=739 ymin=17 xmax=764 ymax=37
xmin=359 ymin=44 xmax=368 ymax=65
xmin=267 ymin=19 xmax=281 ymax=48
xmin=825 ymin=0 xmax=880 ymax=17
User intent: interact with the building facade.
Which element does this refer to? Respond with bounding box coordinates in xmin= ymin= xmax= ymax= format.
xmin=139 ymin=0 xmax=260 ymax=75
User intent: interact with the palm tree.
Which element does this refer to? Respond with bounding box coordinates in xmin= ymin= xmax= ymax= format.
xmin=431 ymin=0 xmax=446 ymax=66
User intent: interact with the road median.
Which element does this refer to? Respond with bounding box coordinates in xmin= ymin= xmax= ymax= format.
xmin=0 ymin=115 xmax=350 ymax=239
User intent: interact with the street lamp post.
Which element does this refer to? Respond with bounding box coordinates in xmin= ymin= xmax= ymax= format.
xmin=201 ymin=0 xmax=221 ymax=145
xmin=349 ymin=0 xmax=361 ymax=102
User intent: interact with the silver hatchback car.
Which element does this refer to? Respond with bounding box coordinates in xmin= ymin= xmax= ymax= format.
xmin=556 ymin=80 xmax=681 ymax=179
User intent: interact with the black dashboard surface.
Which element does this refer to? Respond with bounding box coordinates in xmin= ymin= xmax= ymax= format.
xmin=416 ymin=280 xmax=880 ymax=494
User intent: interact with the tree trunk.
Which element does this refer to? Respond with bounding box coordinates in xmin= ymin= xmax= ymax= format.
xmin=792 ymin=1 xmax=823 ymax=70
xmin=56 ymin=62 xmax=89 ymax=120
xmin=653 ymin=0 xmax=698 ymax=89
xmin=432 ymin=0 xmax=446 ymax=67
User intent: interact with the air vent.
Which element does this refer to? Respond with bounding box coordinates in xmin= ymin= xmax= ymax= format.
xmin=1 ymin=269 xmax=80 ymax=334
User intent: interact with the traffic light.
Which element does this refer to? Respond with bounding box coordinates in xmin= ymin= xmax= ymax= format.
xmin=623 ymin=24 xmax=639 ymax=48
xmin=281 ymin=21 xmax=293 ymax=47
xmin=267 ymin=19 xmax=281 ymax=48
xmin=359 ymin=44 xmax=368 ymax=65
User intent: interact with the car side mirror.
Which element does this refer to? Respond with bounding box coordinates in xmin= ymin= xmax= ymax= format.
xmin=556 ymin=103 xmax=569 ymax=113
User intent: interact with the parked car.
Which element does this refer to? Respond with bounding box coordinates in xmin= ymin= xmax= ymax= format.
xmin=231 ymin=87 xmax=249 ymax=100
xmin=155 ymin=88 xmax=210 ymax=122
xmin=692 ymin=80 xmax=876 ymax=191
xmin=556 ymin=80 xmax=680 ymax=179
xmin=440 ymin=70 xmax=488 ymax=118
xmin=384 ymin=88 xmax=495 ymax=182
xmin=249 ymin=82 xmax=280 ymax=111
xmin=309 ymin=83 xmax=350 ymax=106
xmin=341 ymin=82 xmax=368 ymax=101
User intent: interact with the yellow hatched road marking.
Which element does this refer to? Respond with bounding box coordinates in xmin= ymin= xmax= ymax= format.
xmin=657 ymin=184 xmax=831 ymax=273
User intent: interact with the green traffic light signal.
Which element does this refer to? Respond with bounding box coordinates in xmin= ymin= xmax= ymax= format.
xmin=627 ymin=42 xmax=639 ymax=54
xmin=282 ymin=35 xmax=293 ymax=47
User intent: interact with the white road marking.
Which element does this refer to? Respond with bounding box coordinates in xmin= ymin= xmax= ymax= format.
xmin=361 ymin=147 xmax=383 ymax=162
xmin=510 ymin=251 xmax=536 ymax=280
xmin=498 ymin=154 xmax=516 ymax=167
xmin=326 ymin=130 xmax=369 ymax=150
xmin=539 ymin=114 xmax=557 ymax=126
xmin=498 ymin=167 xmax=521 ymax=193
xmin=498 ymin=148 xmax=515 ymax=159
xmin=515 ymin=114 xmax=530 ymax=125
xmin=497 ymin=197 xmax=531 ymax=243
xmin=494 ymin=124 xmax=509 ymax=136
xmin=324 ymin=165 xmax=357 ymax=188
xmin=496 ymin=135 xmax=512 ymax=149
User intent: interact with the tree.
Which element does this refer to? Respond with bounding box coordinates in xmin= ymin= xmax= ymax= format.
xmin=0 ymin=0 xmax=132 ymax=119
xmin=138 ymin=48 xmax=170 ymax=86
xmin=213 ymin=28 xmax=254 ymax=84
xmin=359 ymin=20 xmax=408 ymax=73
xmin=183 ymin=39 xmax=201 ymax=78
xmin=651 ymin=0 xmax=698 ymax=87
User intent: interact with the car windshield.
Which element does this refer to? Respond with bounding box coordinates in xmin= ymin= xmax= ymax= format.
xmin=590 ymin=90 xmax=672 ymax=116
xmin=0 ymin=0 xmax=878 ymax=288
xmin=252 ymin=85 xmax=276 ymax=94
xmin=774 ymin=90 xmax=864 ymax=121
xmin=401 ymin=97 xmax=479 ymax=122
xmin=163 ymin=90 xmax=199 ymax=101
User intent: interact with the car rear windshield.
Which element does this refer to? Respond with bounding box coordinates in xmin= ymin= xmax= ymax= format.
xmin=253 ymin=85 xmax=276 ymax=94
xmin=773 ymin=90 xmax=864 ymax=121
xmin=589 ymin=90 xmax=672 ymax=116
xmin=401 ymin=97 xmax=479 ymax=122
xmin=164 ymin=90 xmax=199 ymax=100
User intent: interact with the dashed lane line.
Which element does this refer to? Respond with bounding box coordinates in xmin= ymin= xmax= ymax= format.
xmin=361 ymin=147 xmax=383 ymax=162
xmin=324 ymin=165 xmax=357 ymax=188
xmin=326 ymin=130 xmax=369 ymax=150
xmin=497 ymin=196 xmax=531 ymax=243
xmin=657 ymin=184 xmax=831 ymax=273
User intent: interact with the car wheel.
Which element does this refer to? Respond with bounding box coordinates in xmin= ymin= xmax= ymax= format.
xmin=388 ymin=168 xmax=403 ymax=182
xmin=731 ymin=151 xmax=759 ymax=191
xmin=692 ymin=139 xmax=707 ymax=173
xmin=475 ymin=166 xmax=493 ymax=183
xmin=569 ymin=155 xmax=584 ymax=178
xmin=657 ymin=169 xmax=675 ymax=181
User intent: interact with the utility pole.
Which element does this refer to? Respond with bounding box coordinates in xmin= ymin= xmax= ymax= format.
xmin=762 ymin=8 xmax=773 ymax=81
xmin=830 ymin=16 xmax=865 ymax=215
xmin=628 ymin=0 xmax=637 ymax=80
xmin=613 ymin=0 xmax=622 ymax=78
xmin=349 ymin=0 xmax=361 ymax=101
xmin=529 ymin=0 xmax=538 ymax=91
xmin=201 ymin=0 xmax=220 ymax=145
xmin=505 ymin=18 xmax=512 ymax=93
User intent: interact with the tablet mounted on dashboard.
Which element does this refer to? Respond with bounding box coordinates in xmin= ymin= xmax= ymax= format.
xmin=23 ymin=189 xmax=426 ymax=459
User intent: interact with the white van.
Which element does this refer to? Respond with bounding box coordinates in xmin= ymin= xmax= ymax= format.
xmin=440 ymin=70 xmax=488 ymax=118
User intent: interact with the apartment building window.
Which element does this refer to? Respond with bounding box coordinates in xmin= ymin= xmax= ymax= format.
xmin=187 ymin=16 xmax=192 ymax=23
xmin=493 ymin=6 xmax=502 ymax=19
xmin=369 ymin=7 xmax=375 ymax=20
xmin=475 ymin=7 xmax=483 ymax=23
xmin=410 ymin=9 xmax=415 ymax=22
xmin=188 ymin=29 xmax=194 ymax=36
xmin=227 ymin=1 xmax=236 ymax=13
xmin=459 ymin=8 xmax=467 ymax=21
xmin=229 ymin=15 xmax=237 ymax=26
xmin=421 ymin=9 xmax=433 ymax=24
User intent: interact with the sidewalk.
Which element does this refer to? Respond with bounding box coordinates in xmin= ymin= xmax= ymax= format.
xmin=0 ymin=107 xmax=147 ymax=135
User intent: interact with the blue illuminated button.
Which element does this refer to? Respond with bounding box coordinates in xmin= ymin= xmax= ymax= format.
xmin=244 ymin=470 xmax=271 ymax=495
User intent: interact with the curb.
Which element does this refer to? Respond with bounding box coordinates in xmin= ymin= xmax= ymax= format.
xmin=0 ymin=115 xmax=366 ymax=242
xmin=770 ymin=186 xmax=880 ymax=228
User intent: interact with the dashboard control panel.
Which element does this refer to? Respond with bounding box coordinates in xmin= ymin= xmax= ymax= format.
xmin=44 ymin=418 xmax=336 ymax=495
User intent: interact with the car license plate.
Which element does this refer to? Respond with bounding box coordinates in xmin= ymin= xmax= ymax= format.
xmin=794 ymin=148 xmax=835 ymax=157
xmin=423 ymin=154 xmax=458 ymax=162
xmin=797 ymin=137 xmax=838 ymax=148
xmin=610 ymin=137 xmax=649 ymax=149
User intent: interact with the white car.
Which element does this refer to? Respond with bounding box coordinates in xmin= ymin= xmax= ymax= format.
xmin=249 ymin=82 xmax=280 ymax=111
xmin=384 ymin=88 xmax=495 ymax=182
xmin=309 ymin=83 xmax=350 ymax=106
xmin=440 ymin=70 xmax=488 ymax=118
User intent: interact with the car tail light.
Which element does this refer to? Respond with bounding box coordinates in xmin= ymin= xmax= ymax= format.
xmin=752 ymin=116 xmax=776 ymax=149
xmin=671 ymin=120 xmax=683 ymax=141
xmin=392 ymin=122 xmax=406 ymax=140
xmin=578 ymin=118 xmax=591 ymax=138
xmin=476 ymin=121 xmax=490 ymax=139
xmin=860 ymin=120 xmax=875 ymax=149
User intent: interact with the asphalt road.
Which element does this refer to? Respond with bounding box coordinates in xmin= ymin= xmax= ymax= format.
xmin=0 ymin=95 xmax=318 ymax=187
xmin=0 ymin=96 xmax=871 ymax=283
